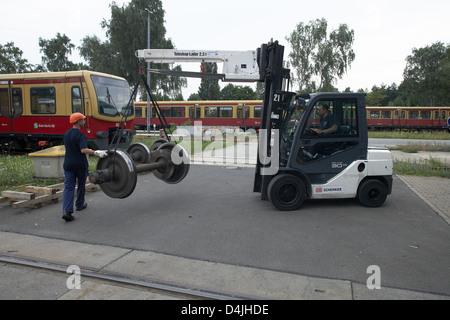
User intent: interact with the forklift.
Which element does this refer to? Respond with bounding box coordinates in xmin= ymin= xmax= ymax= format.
xmin=137 ymin=40 xmax=393 ymax=211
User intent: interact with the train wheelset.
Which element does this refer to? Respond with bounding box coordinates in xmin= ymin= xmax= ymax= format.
xmin=89 ymin=140 xmax=190 ymax=199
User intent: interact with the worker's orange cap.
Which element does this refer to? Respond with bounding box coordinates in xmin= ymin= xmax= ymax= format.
xmin=70 ymin=113 xmax=86 ymax=124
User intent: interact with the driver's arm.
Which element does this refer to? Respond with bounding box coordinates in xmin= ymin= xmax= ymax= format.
xmin=319 ymin=124 xmax=338 ymax=135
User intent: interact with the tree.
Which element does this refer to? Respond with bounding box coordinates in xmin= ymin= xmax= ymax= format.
xmin=366 ymin=85 xmax=389 ymax=106
xmin=39 ymin=33 xmax=83 ymax=71
xmin=220 ymin=84 xmax=257 ymax=100
xmin=79 ymin=35 xmax=118 ymax=75
xmin=286 ymin=18 xmax=355 ymax=93
xmin=198 ymin=62 xmax=220 ymax=100
xmin=401 ymin=42 xmax=450 ymax=106
xmin=0 ymin=42 xmax=33 ymax=73
xmin=81 ymin=0 xmax=186 ymax=98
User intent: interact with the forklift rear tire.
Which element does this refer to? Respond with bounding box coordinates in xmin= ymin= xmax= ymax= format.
xmin=268 ymin=174 xmax=306 ymax=211
xmin=357 ymin=179 xmax=388 ymax=207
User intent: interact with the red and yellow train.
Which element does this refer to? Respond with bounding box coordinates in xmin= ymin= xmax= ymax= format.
xmin=0 ymin=71 xmax=135 ymax=151
xmin=134 ymin=100 xmax=263 ymax=130
xmin=134 ymin=100 xmax=450 ymax=131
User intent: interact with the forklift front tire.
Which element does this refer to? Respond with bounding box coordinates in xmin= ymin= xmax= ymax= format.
xmin=268 ymin=174 xmax=306 ymax=211
xmin=357 ymin=179 xmax=388 ymax=207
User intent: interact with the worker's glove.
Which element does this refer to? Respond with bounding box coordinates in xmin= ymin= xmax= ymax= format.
xmin=94 ymin=150 xmax=108 ymax=158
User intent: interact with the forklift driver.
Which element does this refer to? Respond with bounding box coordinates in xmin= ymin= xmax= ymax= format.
xmin=311 ymin=104 xmax=338 ymax=135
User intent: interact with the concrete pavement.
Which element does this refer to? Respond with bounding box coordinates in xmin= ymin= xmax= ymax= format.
xmin=0 ymin=231 xmax=448 ymax=300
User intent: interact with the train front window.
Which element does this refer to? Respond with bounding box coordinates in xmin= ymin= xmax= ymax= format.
xmin=91 ymin=75 xmax=132 ymax=117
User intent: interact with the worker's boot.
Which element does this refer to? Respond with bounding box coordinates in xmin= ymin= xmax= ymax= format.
xmin=62 ymin=211 xmax=75 ymax=222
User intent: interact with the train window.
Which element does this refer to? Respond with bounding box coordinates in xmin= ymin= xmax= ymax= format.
xmin=0 ymin=88 xmax=8 ymax=118
xmin=135 ymin=107 xmax=143 ymax=118
xmin=219 ymin=107 xmax=233 ymax=118
xmin=91 ymin=75 xmax=132 ymax=117
xmin=421 ymin=111 xmax=431 ymax=120
xmin=237 ymin=105 xmax=249 ymax=119
xmin=12 ymin=88 xmax=23 ymax=119
xmin=71 ymin=87 xmax=82 ymax=113
xmin=381 ymin=111 xmax=391 ymax=119
xmin=401 ymin=111 xmax=406 ymax=119
xmin=442 ymin=111 xmax=446 ymax=120
xmin=160 ymin=107 xmax=172 ymax=118
xmin=205 ymin=107 xmax=217 ymax=118
xmin=172 ymin=107 xmax=185 ymax=118
xmin=370 ymin=111 xmax=380 ymax=119
xmin=254 ymin=107 xmax=262 ymax=118
xmin=30 ymin=87 xmax=56 ymax=114
xmin=409 ymin=110 xmax=419 ymax=119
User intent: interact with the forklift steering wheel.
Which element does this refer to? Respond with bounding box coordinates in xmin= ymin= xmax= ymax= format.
xmin=306 ymin=128 xmax=319 ymax=136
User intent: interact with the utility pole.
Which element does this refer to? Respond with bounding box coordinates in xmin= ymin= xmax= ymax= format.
xmin=145 ymin=8 xmax=152 ymax=135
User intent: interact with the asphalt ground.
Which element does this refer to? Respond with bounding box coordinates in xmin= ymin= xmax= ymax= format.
xmin=0 ymin=163 xmax=449 ymax=299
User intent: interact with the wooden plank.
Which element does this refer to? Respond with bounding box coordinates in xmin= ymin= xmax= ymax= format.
xmin=25 ymin=186 xmax=57 ymax=195
xmin=0 ymin=197 xmax=10 ymax=204
xmin=44 ymin=183 xmax=65 ymax=191
xmin=12 ymin=191 xmax=63 ymax=209
xmin=86 ymin=183 xmax=99 ymax=192
xmin=1 ymin=191 xmax=35 ymax=200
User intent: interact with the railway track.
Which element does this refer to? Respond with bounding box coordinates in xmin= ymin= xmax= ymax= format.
xmin=0 ymin=253 xmax=259 ymax=300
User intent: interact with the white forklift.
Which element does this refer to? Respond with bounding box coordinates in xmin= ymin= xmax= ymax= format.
xmin=136 ymin=40 xmax=393 ymax=211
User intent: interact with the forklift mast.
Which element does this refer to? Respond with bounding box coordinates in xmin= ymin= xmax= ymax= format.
xmin=252 ymin=41 xmax=295 ymax=199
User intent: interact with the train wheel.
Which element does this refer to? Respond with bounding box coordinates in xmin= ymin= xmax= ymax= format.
xmin=150 ymin=139 xmax=168 ymax=153
xmin=357 ymin=179 xmax=388 ymax=207
xmin=268 ymin=174 xmax=306 ymax=211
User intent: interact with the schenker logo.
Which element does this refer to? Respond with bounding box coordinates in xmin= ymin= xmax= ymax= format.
xmin=315 ymin=186 xmax=344 ymax=193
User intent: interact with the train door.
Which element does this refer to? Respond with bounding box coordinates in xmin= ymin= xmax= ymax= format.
xmin=393 ymin=109 xmax=400 ymax=127
xmin=0 ymin=81 xmax=24 ymax=135
xmin=237 ymin=104 xmax=248 ymax=128
xmin=195 ymin=105 xmax=201 ymax=120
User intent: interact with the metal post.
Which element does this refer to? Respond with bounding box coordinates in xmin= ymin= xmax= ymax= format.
xmin=145 ymin=8 xmax=152 ymax=135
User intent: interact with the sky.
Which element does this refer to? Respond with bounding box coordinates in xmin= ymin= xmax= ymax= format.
xmin=1 ymin=0 xmax=449 ymax=99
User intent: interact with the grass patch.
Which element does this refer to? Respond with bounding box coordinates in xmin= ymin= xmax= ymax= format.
xmin=390 ymin=144 xmax=450 ymax=153
xmin=0 ymin=155 xmax=36 ymax=191
xmin=394 ymin=157 xmax=450 ymax=178
xmin=133 ymin=135 xmax=225 ymax=153
xmin=0 ymin=155 xmax=100 ymax=193
xmin=368 ymin=131 xmax=450 ymax=140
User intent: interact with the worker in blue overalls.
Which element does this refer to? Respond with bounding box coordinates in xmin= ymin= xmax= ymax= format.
xmin=62 ymin=113 xmax=107 ymax=222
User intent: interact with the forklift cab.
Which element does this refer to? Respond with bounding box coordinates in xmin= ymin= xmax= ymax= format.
xmin=280 ymin=93 xmax=368 ymax=184
xmin=264 ymin=92 xmax=393 ymax=211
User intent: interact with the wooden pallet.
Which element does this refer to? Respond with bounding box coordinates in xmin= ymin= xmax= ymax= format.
xmin=0 ymin=183 xmax=98 ymax=209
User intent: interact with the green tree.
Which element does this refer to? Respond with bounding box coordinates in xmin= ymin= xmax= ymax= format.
xmin=401 ymin=42 xmax=449 ymax=106
xmin=220 ymin=84 xmax=257 ymax=100
xmin=79 ymin=35 xmax=118 ymax=74
xmin=39 ymin=33 xmax=83 ymax=71
xmin=366 ymin=85 xmax=388 ymax=106
xmin=0 ymin=42 xmax=33 ymax=73
xmin=198 ymin=62 xmax=220 ymax=100
xmin=80 ymin=0 xmax=186 ymax=99
xmin=188 ymin=93 xmax=201 ymax=101
xmin=286 ymin=18 xmax=355 ymax=93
